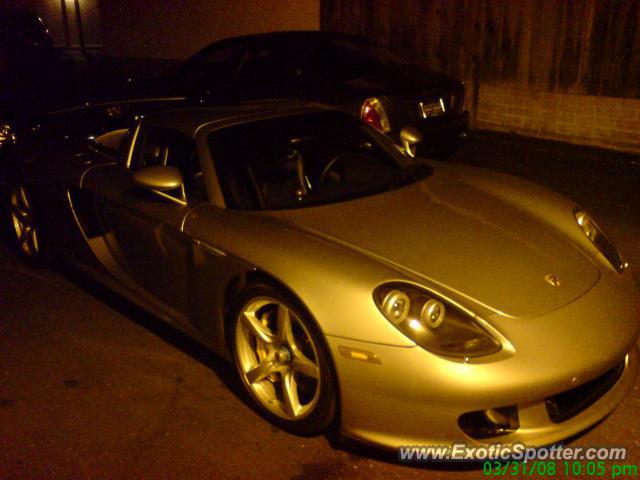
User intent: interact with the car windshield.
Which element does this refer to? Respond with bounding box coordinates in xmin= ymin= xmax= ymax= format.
xmin=208 ymin=111 xmax=431 ymax=210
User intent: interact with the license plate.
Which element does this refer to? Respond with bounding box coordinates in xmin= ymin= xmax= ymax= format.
xmin=418 ymin=98 xmax=446 ymax=118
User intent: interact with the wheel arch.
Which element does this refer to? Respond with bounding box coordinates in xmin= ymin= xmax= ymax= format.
xmin=222 ymin=269 xmax=318 ymax=351
xmin=221 ymin=267 xmax=342 ymax=428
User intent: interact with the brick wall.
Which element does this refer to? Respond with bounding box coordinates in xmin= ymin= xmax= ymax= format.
xmin=474 ymin=84 xmax=640 ymax=154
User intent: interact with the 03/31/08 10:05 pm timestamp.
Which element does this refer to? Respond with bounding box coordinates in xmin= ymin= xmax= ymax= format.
xmin=483 ymin=460 xmax=638 ymax=478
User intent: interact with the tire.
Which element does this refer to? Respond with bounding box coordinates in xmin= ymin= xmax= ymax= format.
xmin=7 ymin=184 xmax=47 ymax=266
xmin=230 ymin=283 xmax=337 ymax=435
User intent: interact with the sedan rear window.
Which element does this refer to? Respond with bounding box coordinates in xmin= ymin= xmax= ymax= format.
xmin=208 ymin=111 xmax=429 ymax=210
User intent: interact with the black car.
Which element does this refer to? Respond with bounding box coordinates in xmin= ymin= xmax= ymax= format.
xmin=144 ymin=31 xmax=468 ymax=157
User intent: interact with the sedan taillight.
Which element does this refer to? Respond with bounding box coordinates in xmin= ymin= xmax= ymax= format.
xmin=360 ymin=97 xmax=391 ymax=133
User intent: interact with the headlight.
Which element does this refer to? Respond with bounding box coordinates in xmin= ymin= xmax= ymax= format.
xmin=574 ymin=208 xmax=625 ymax=272
xmin=374 ymin=283 xmax=501 ymax=358
xmin=380 ymin=289 xmax=410 ymax=323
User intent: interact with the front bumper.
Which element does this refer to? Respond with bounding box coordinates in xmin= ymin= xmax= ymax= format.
xmin=327 ymin=337 xmax=637 ymax=450
xmin=326 ymin=267 xmax=640 ymax=450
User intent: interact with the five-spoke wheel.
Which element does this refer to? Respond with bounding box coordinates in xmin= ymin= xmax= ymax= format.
xmin=232 ymin=284 xmax=336 ymax=434
xmin=9 ymin=185 xmax=40 ymax=259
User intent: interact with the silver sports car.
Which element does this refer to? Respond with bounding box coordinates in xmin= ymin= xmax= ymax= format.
xmin=7 ymin=100 xmax=640 ymax=449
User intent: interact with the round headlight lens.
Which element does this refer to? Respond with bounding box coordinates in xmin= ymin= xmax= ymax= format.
xmin=421 ymin=299 xmax=445 ymax=329
xmin=374 ymin=283 xmax=501 ymax=358
xmin=381 ymin=290 xmax=410 ymax=324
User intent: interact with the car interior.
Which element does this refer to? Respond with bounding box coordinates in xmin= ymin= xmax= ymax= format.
xmin=209 ymin=112 xmax=408 ymax=210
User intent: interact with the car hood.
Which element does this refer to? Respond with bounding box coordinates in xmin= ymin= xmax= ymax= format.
xmin=273 ymin=169 xmax=600 ymax=319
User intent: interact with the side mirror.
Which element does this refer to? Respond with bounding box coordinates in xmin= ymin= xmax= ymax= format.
xmin=400 ymin=126 xmax=423 ymax=158
xmin=133 ymin=165 xmax=186 ymax=205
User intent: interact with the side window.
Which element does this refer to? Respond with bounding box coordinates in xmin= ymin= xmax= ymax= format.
xmin=130 ymin=126 xmax=207 ymax=202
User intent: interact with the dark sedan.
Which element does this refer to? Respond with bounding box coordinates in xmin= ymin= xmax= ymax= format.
xmin=143 ymin=31 xmax=469 ymax=156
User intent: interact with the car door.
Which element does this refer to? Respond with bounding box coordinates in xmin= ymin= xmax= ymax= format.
xmin=81 ymin=123 xmax=207 ymax=324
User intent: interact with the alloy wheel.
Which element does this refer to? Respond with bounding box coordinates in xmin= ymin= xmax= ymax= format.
xmin=235 ymin=296 xmax=322 ymax=420
xmin=9 ymin=186 xmax=40 ymax=258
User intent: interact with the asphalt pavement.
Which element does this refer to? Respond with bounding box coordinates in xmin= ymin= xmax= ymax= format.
xmin=1 ymin=131 xmax=639 ymax=479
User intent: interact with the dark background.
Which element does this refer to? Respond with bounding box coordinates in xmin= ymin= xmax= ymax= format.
xmin=323 ymin=0 xmax=640 ymax=99
xmin=5 ymin=0 xmax=639 ymax=152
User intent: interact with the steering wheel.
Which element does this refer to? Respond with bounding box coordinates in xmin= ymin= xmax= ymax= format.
xmin=319 ymin=145 xmax=379 ymax=185
xmin=318 ymin=152 xmax=351 ymax=185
